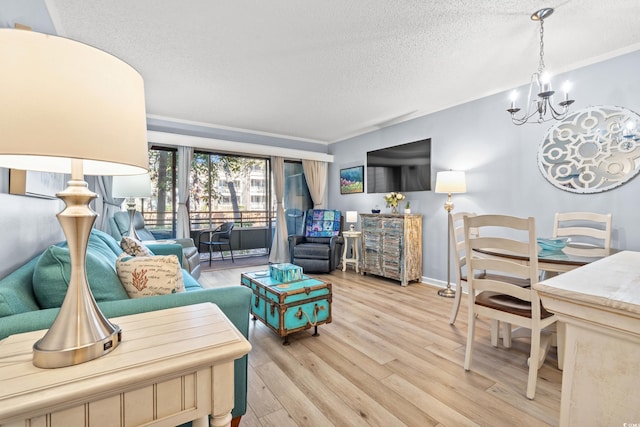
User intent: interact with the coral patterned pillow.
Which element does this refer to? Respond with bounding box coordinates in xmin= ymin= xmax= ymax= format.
xmin=116 ymin=254 xmax=185 ymax=298
xmin=120 ymin=236 xmax=154 ymax=257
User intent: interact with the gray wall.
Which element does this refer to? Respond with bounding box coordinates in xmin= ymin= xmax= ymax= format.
xmin=0 ymin=169 xmax=65 ymax=276
xmin=327 ymin=50 xmax=640 ymax=286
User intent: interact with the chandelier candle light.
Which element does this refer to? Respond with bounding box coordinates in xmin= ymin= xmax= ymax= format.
xmin=435 ymin=171 xmax=467 ymax=298
xmin=507 ymin=8 xmax=575 ymax=125
xmin=0 ymin=30 xmax=149 ymax=368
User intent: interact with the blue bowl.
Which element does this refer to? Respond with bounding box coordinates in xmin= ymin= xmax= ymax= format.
xmin=371 ymin=209 xmax=381 ymax=214
xmin=537 ymin=237 xmax=569 ymax=251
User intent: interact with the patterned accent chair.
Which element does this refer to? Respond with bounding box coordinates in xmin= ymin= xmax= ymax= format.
xmin=288 ymin=209 xmax=344 ymax=273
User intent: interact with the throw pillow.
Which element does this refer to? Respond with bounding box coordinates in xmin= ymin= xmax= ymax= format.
xmin=120 ymin=236 xmax=154 ymax=257
xmin=33 ymin=245 xmax=129 ymax=309
xmin=304 ymin=209 xmax=342 ymax=237
xmin=116 ymin=254 xmax=185 ymax=298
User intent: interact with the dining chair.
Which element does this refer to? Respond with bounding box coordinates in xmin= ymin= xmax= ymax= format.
xmin=463 ymin=214 xmax=558 ymax=399
xmin=552 ymin=211 xmax=612 ymax=249
xmin=448 ymin=211 xmax=476 ymax=325
xmin=197 ymin=221 xmax=235 ymax=266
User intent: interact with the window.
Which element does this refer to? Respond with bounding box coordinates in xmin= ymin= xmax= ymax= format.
xmin=190 ymin=152 xmax=270 ymax=229
xmin=144 ymin=147 xmax=313 ymax=247
xmin=145 ymin=147 xmax=176 ymax=239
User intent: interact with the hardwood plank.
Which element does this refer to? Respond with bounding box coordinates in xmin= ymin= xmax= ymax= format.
xmin=200 ymin=265 xmax=562 ymax=426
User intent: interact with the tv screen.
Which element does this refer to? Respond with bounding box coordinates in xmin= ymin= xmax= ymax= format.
xmin=366 ymin=138 xmax=431 ymax=193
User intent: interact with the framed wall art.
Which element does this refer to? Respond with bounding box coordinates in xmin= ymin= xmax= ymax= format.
xmin=340 ymin=166 xmax=364 ymax=194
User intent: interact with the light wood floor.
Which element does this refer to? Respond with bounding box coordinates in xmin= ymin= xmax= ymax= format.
xmin=200 ymin=266 xmax=561 ymax=427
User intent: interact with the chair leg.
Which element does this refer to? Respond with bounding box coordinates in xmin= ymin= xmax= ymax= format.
xmin=228 ymin=244 xmax=234 ymax=262
xmin=219 ymin=246 xmax=225 ymax=261
xmin=502 ymin=322 xmax=512 ymax=348
xmin=490 ymin=319 xmax=499 ymax=347
xmin=464 ymin=306 xmax=476 ymax=371
xmin=526 ymin=326 xmax=542 ymax=399
xmin=449 ymin=280 xmax=463 ymax=325
xmin=209 ymin=245 xmax=212 ymax=266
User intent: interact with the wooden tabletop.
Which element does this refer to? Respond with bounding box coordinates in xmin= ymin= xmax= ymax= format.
xmin=475 ymin=244 xmax=620 ymax=272
xmin=0 ymin=303 xmax=252 ymax=424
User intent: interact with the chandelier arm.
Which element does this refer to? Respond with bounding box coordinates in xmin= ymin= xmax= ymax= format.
xmin=547 ymin=102 xmax=570 ymax=120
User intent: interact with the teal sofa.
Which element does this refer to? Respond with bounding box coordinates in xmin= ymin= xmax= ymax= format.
xmin=0 ymin=228 xmax=251 ymax=424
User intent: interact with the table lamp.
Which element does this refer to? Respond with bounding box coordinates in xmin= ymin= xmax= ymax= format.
xmin=112 ymin=173 xmax=153 ymax=240
xmin=346 ymin=211 xmax=358 ymax=231
xmin=435 ymin=170 xmax=467 ymax=298
xmin=0 ymin=30 xmax=148 ymax=368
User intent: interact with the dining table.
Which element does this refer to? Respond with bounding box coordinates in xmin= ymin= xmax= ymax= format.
xmin=474 ymin=243 xmax=620 ymax=274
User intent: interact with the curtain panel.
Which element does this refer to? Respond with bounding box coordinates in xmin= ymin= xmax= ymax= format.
xmin=269 ymin=156 xmax=289 ymax=263
xmin=302 ymin=160 xmax=327 ymax=208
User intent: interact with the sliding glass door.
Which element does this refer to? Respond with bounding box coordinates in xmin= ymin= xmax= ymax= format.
xmin=143 ymin=147 xmax=313 ymax=254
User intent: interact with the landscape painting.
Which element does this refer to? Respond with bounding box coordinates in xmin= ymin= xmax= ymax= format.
xmin=340 ymin=166 xmax=364 ymax=194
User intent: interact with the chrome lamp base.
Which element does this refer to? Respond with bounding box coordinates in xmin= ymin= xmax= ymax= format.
xmin=125 ymin=197 xmax=141 ymax=240
xmin=32 ymin=178 xmax=121 ymax=368
xmin=438 ymin=287 xmax=456 ymax=298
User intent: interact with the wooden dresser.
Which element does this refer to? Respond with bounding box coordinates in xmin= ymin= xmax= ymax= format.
xmin=360 ymin=213 xmax=423 ymax=286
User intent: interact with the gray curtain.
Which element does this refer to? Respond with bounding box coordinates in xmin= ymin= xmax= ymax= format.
xmin=95 ymin=176 xmax=124 ymax=234
xmin=302 ymin=160 xmax=327 ymax=208
xmin=176 ymin=146 xmax=194 ymax=239
xmin=269 ymin=156 xmax=289 ymax=263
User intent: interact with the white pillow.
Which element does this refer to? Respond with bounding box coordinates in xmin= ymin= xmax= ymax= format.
xmin=116 ymin=254 xmax=185 ymax=298
xmin=120 ymin=236 xmax=154 ymax=257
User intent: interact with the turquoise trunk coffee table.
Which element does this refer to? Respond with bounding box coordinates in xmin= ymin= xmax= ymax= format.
xmin=240 ymin=270 xmax=332 ymax=345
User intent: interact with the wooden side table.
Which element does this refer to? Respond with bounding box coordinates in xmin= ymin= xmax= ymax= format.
xmin=0 ymin=303 xmax=251 ymax=427
xmin=342 ymin=230 xmax=362 ymax=273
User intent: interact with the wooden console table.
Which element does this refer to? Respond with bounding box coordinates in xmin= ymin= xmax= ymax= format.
xmin=0 ymin=303 xmax=251 ymax=427
xmin=534 ymin=251 xmax=640 ymax=427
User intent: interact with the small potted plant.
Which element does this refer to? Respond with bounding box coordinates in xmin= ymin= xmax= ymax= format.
xmin=404 ymin=201 xmax=411 ymax=214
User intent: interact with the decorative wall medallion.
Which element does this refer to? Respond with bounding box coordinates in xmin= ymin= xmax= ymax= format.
xmin=538 ymin=105 xmax=640 ymax=193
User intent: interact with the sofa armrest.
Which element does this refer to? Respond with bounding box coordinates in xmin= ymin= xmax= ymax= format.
xmin=174 ymin=238 xmax=196 ymax=249
xmin=145 ymin=242 xmax=184 ymax=264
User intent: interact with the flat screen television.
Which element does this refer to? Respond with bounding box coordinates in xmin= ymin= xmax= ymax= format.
xmin=366 ymin=138 xmax=431 ymax=193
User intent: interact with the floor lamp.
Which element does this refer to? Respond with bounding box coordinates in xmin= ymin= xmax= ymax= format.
xmin=435 ymin=170 xmax=467 ymax=298
xmin=0 ymin=30 xmax=149 ymax=368
xmin=112 ymin=173 xmax=153 ymax=240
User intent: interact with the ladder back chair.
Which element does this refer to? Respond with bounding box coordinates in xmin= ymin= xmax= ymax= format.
xmin=448 ymin=211 xmax=476 ymax=325
xmin=463 ymin=214 xmax=559 ymax=399
xmin=552 ymin=212 xmax=612 ymax=249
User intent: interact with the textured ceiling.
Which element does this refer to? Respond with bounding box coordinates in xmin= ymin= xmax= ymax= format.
xmin=25 ymin=1 xmax=640 ymax=142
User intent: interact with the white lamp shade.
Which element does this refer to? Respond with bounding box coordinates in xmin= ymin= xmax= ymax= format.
xmin=346 ymin=211 xmax=358 ymax=223
xmin=112 ymin=173 xmax=152 ymax=198
xmin=435 ymin=171 xmax=467 ymax=194
xmin=0 ymin=30 xmax=148 ymax=175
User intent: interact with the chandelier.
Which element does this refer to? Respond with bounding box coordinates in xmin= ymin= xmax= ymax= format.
xmin=507 ymin=8 xmax=575 ymax=125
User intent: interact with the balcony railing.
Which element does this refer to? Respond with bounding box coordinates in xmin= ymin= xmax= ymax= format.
xmin=140 ymin=210 xmax=275 ymax=252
